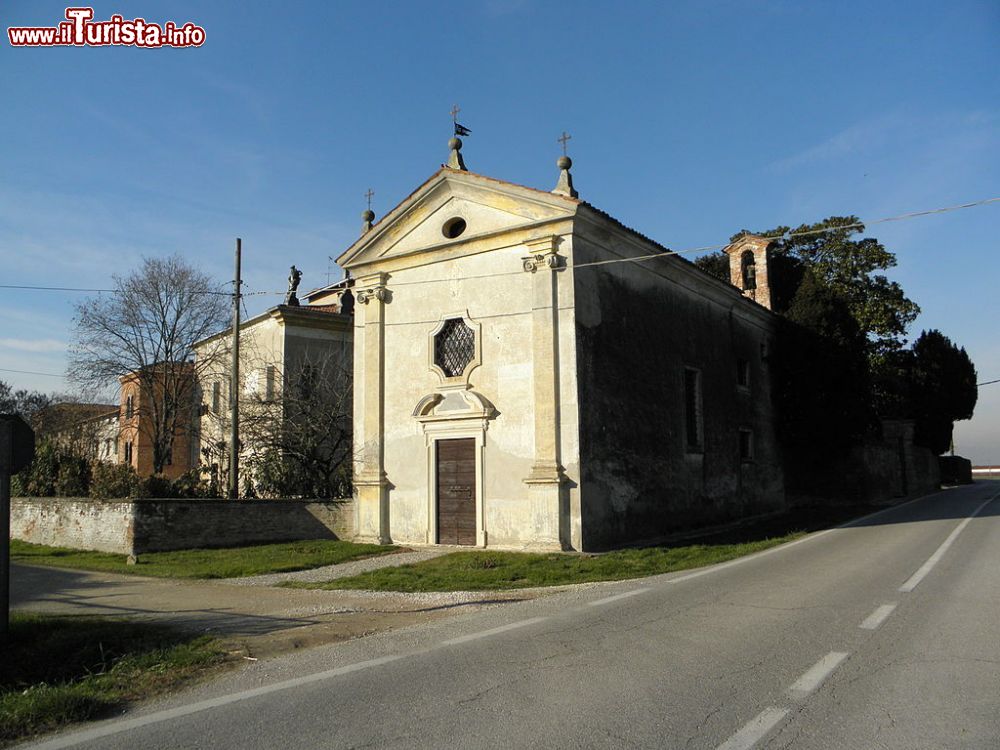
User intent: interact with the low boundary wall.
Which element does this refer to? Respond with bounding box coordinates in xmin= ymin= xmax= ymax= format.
xmin=10 ymin=497 xmax=355 ymax=556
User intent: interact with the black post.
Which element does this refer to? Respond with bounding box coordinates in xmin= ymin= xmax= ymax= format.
xmin=0 ymin=414 xmax=33 ymax=641
xmin=0 ymin=469 xmax=10 ymax=640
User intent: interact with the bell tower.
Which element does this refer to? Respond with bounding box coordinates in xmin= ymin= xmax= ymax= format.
xmin=723 ymin=234 xmax=773 ymax=310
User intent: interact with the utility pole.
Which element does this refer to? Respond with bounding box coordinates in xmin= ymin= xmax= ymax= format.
xmin=228 ymin=238 xmax=241 ymax=500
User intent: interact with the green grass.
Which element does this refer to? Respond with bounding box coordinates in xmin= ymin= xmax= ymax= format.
xmin=286 ymin=535 xmax=802 ymax=592
xmin=287 ymin=504 xmax=877 ymax=593
xmin=0 ymin=613 xmax=227 ymax=746
xmin=10 ymin=539 xmax=399 ymax=579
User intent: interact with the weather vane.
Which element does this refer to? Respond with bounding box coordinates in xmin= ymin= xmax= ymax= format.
xmin=451 ymin=104 xmax=471 ymax=137
xmin=558 ymin=131 xmax=572 ymax=156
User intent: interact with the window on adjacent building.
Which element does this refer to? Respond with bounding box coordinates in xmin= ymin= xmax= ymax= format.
xmin=737 ymin=358 xmax=750 ymax=388
xmin=684 ymin=368 xmax=703 ymax=452
xmin=739 ymin=429 xmax=754 ymax=461
xmin=299 ymin=364 xmax=317 ymax=401
xmin=265 ymin=365 xmax=276 ymax=401
xmin=125 ymin=394 xmax=134 ymax=419
xmin=124 ymin=441 xmax=133 ymax=464
xmin=212 ymin=382 xmax=221 ymax=414
xmin=164 ymin=444 xmax=173 ymax=466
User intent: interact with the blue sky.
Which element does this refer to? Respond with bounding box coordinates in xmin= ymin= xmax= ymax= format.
xmin=1 ymin=1 xmax=998 ymax=461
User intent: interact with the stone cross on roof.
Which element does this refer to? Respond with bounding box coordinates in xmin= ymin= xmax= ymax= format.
xmin=552 ymin=130 xmax=578 ymax=198
xmin=558 ymin=131 xmax=572 ymax=156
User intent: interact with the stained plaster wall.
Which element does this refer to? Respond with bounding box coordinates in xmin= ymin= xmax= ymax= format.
xmin=358 ymin=233 xmax=582 ymax=549
xmin=571 ymin=216 xmax=785 ymax=549
xmin=12 ymin=497 xmax=354 ymax=555
xmin=195 ymin=310 xmax=353 ymax=472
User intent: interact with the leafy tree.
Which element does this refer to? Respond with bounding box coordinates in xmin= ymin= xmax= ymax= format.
xmin=749 ymin=217 xmax=919 ymax=356
xmin=700 ymin=217 xmax=919 ymax=358
xmin=909 ymin=330 xmax=978 ymax=454
xmin=89 ymin=462 xmax=140 ymax=499
xmin=69 ymin=255 xmax=229 ymax=475
xmin=11 ymin=439 xmax=91 ymax=497
xmin=771 ymin=272 xmax=875 ymax=484
xmin=693 ymin=252 xmax=729 ymax=282
xmin=0 ymin=381 xmax=53 ymax=422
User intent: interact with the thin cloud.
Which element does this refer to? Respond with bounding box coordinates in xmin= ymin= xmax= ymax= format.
xmin=0 ymin=338 xmax=66 ymax=353
xmin=767 ymin=114 xmax=904 ymax=173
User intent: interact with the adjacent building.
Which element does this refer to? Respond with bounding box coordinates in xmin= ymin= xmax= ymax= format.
xmin=192 ymin=298 xmax=354 ymax=494
xmin=118 ymin=363 xmax=198 ymax=480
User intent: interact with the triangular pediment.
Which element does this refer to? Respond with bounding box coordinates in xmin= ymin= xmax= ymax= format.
xmin=337 ymin=169 xmax=578 ymax=271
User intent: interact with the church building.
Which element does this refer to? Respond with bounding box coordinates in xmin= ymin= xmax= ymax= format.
xmin=335 ymin=135 xmax=784 ymax=551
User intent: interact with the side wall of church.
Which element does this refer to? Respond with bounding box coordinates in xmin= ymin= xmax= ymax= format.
xmin=363 ymin=234 xmax=583 ymax=550
xmin=572 ymin=220 xmax=785 ymax=549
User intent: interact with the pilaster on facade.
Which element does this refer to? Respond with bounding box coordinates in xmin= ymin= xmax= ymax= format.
xmin=354 ymin=272 xmax=391 ymax=544
xmin=521 ymin=236 xmax=568 ymax=548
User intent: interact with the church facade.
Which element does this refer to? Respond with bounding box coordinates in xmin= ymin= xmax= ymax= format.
xmin=336 ymin=141 xmax=784 ymax=551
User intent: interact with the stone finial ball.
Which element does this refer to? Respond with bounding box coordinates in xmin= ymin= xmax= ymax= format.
xmin=362 ymin=209 xmax=375 ymax=222
xmin=448 ymin=137 xmax=462 ymax=151
xmin=557 ymin=155 xmax=572 ymax=170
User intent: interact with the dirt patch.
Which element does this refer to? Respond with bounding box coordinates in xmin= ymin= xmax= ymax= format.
xmin=11 ymin=562 xmax=539 ymax=662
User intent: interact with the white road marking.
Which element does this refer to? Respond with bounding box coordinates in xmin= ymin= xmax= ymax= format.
xmin=788 ymin=651 xmax=849 ymax=701
xmin=860 ymin=603 xmax=897 ymax=630
xmin=25 ymin=653 xmax=408 ymax=749
xmin=899 ymin=494 xmax=996 ymax=593
xmin=441 ymin=617 xmax=548 ymax=646
xmin=715 ymin=707 xmax=789 ymax=750
xmin=588 ymin=588 xmax=647 ymax=606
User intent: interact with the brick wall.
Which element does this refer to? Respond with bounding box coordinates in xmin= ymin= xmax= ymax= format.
xmin=11 ymin=498 xmax=135 ymax=554
xmin=11 ymin=497 xmax=355 ymax=556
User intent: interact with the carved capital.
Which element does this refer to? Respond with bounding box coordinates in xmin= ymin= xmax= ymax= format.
xmin=522 ymin=253 xmax=562 ymax=273
xmin=356 ymin=286 xmax=387 ymax=305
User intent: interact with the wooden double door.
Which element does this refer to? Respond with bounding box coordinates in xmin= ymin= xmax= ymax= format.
xmin=436 ymin=438 xmax=477 ymax=545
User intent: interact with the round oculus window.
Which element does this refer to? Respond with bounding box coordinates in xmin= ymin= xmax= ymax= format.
xmin=442 ymin=217 xmax=467 ymax=239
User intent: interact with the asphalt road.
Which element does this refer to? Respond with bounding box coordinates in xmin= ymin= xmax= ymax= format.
xmin=22 ymin=481 xmax=1000 ymax=750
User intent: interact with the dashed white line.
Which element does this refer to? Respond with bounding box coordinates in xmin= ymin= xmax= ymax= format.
xmin=714 ymin=707 xmax=789 ymax=750
xmin=788 ymin=651 xmax=849 ymax=701
xmin=441 ymin=617 xmax=548 ymax=645
xmin=899 ymin=495 xmax=996 ymax=593
xmin=860 ymin=603 xmax=897 ymax=630
xmin=588 ymin=588 xmax=647 ymax=606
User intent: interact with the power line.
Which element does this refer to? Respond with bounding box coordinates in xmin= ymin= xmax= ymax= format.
xmin=0 ymin=284 xmax=232 ymax=295
xmin=0 ymin=284 xmax=116 ymax=293
xmin=252 ymin=195 xmax=1000 ymax=293
xmin=0 ymin=367 xmax=66 ymax=379
xmin=978 ymin=378 xmax=1000 ymax=387
xmin=2 ymin=196 xmax=997 ymax=298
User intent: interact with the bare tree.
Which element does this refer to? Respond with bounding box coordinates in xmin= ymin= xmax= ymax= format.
xmin=69 ymin=255 xmax=230 ymax=475
xmin=238 ymin=353 xmax=353 ymax=499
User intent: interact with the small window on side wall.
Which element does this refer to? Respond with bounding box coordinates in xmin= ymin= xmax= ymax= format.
xmin=737 ymin=358 xmax=750 ymax=388
xmin=684 ymin=368 xmax=703 ymax=452
xmin=739 ymin=429 xmax=753 ymax=461
xmin=265 ymin=365 xmax=276 ymax=401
